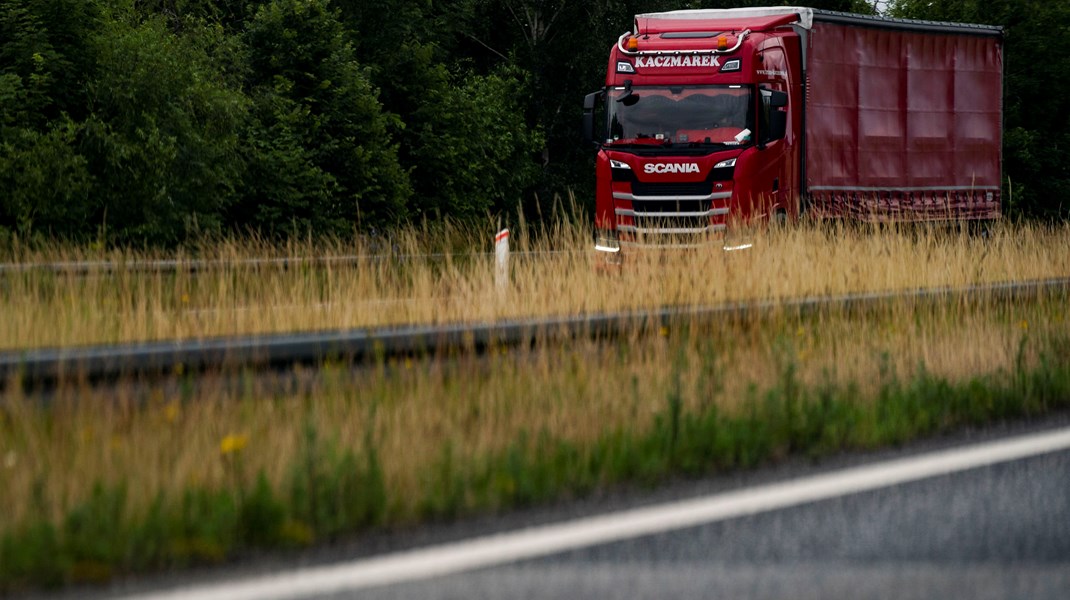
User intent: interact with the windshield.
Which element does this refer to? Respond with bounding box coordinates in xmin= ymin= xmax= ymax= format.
xmin=606 ymin=85 xmax=753 ymax=149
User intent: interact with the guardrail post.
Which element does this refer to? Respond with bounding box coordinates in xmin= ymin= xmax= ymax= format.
xmin=495 ymin=229 xmax=510 ymax=292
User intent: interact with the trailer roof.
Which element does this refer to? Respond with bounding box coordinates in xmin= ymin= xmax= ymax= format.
xmin=634 ymin=7 xmax=1003 ymax=37
xmin=813 ymin=9 xmax=1002 ymax=36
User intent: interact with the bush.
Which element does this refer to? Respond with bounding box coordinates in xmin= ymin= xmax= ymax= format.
xmin=81 ymin=16 xmax=247 ymax=245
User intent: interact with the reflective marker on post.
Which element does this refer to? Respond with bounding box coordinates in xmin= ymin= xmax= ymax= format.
xmin=495 ymin=229 xmax=509 ymax=291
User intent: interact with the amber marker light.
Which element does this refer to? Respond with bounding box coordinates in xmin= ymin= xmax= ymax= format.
xmin=626 ymin=37 xmax=639 ymax=51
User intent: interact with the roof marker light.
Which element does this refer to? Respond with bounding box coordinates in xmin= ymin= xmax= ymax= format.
xmin=717 ymin=36 xmax=728 ymax=50
xmin=626 ymin=37 xmax=639 ymax=51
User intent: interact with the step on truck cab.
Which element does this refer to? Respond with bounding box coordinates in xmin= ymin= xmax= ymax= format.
xmin=583 ymin=7 xmax=1003 ymax=258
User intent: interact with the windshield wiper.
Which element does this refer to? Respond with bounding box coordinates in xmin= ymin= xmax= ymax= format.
xmin=606 ymin=139 xmax=672 ymax=148
xmin=674 ymin=141 xmax=731 ymax=149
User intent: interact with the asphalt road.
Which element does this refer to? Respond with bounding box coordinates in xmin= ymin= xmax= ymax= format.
xmin=353 ymin=447 xmax=1070 ymax=600
xmin=114 ymin=422 xmax=1070 ymax=600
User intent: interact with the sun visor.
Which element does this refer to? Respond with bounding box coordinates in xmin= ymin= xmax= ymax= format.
xmin=635 ymin=7 xmax=814 ymax=32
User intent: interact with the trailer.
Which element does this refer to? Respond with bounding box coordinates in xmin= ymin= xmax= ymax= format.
xmin=582 ymin=7 xmax=1004 ymax=255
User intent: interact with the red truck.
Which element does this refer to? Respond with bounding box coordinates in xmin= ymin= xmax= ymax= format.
xmin=582 ymin=7 xmax=1003 ymax=257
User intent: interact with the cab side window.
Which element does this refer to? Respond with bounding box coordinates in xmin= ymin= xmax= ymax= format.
xmin=759 ymin=86 xmax=774 ymax=138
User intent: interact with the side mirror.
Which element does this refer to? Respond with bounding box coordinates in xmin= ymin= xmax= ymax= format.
xmin=582 ymin=91 xmax=605 ymax=145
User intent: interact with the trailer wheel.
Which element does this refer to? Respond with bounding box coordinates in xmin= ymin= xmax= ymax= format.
xmin=969 ymin=220 xmax=995 ymax=242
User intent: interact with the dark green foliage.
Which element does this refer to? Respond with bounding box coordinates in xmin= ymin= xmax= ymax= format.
xmin=81 ymin=15 xmax=247 ymax=244
xmin=0 ymin=0 xmax=97 ymax=241
xmin=806 ymin=0 xmax=879 ymax=13
xmin=420 ymin=442 xmax=467 ymax=518
xmin=0 ymin=520 xmax=65 ymax=589
xmin=174 ymin=486 xmax=238 ymax=562
xmin=0 ymin=118 xmax=92 ymax=240
xmin=408 ymin=67 xmax=544 ymax=219
xmin=61 ymin=483 xmax=127 ymax=572
xmin=337 ymin=0 xmax=543 ymax=221
xmin=239 ymin=472 xmax=287 ymax=546
xmin=236 ymin=0 xmax=410 ymax=235
xmin=127 ymin=494 xmax=176 ymax=570
xmin=237 ymin=93 xmax=338 ymax=236
xmin=288 ymin=421 xmax=386 ymax=536
xmin=0 ymin=0 xmax=99 ymax=124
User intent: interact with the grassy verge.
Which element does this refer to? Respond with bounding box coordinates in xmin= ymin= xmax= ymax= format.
xmin=1 ymin=220 xmax=1069 ymax=349
xmin=1 ymin=296 xmax=1067 ymax=591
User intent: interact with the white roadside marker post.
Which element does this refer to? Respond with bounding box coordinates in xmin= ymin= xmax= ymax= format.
xmin=495 ymin=228 xmax=509 ymax=293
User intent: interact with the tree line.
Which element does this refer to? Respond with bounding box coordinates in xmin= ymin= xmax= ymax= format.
xmin=0 ymin=0 xmax=1064 ymax=246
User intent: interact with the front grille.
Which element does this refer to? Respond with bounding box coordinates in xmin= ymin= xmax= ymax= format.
xmin=631 ymin=198 xmax=711 ymax=214
xmin=630 ymin=180 xmax=712 ymax=197
xmin=615 ymin=175 xmax=727 ymax=244
xmin=632 ymin=215 xmax=710 ymax=230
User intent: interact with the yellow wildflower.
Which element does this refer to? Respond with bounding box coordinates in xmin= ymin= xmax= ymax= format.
xmin=220 ymin=434 xmax=248 ymax=455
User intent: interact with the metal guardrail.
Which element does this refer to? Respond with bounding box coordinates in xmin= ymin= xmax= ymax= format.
xmin=2 ymin=278 xmax=1068 ymax=387
xmin=0 ymin=251 xmax=581 ymax=275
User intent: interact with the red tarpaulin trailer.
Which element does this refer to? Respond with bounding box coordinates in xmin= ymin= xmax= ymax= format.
xmin=806 ymin=15 xmax=1003 ymax=219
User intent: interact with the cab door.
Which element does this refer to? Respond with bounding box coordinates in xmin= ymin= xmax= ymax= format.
xmin=753 ymin=44 xmax=798 ymax=221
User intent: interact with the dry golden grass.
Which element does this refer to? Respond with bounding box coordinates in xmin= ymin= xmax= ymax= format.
xmin=2 ymin=219 xmax=1069 ymax=542
xmin=0 ymin=219 xmax=1068 ymax=350
xmin=1 ymin=295 xmax=1063 ymax=532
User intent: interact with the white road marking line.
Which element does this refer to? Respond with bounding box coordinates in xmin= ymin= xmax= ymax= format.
xmin=128 ymin=426 xmax=1070 ymax=600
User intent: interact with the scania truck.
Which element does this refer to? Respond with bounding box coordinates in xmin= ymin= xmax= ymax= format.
xmin=582 ymin=7 xmax=1003 ymax=256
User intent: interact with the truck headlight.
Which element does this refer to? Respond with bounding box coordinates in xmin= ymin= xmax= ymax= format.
xmin=713 ymin=158 xmax=737 ymax=169
xmin=595 ymin=229 xmax=620 ymax=253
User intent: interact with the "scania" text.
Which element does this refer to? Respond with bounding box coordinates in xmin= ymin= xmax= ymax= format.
xmin=644 ymin=163 xmax=700 ymax=174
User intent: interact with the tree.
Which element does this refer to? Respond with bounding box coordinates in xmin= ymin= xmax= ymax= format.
xmin=408 ymin=67 xmax=544 ymax=219
xmin=0 ymin=0 xmax=97 ymax=240
xmin=335 ymin=0 xmax=545 ymax=221
xmin=80 ymin=15 xmax=247 ymax=244
xmin=803 ymin=0 xmax=879 ymax=13
xmin=236 ymin=0 xmax=411 ymax=235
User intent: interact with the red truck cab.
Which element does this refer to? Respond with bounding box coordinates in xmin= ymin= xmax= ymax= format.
xmin=584 ymin=10 xmax=803 ymax=255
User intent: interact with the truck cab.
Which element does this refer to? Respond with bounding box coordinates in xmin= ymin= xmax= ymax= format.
xmin=584 ymin=10 xmax=804 ymax=256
